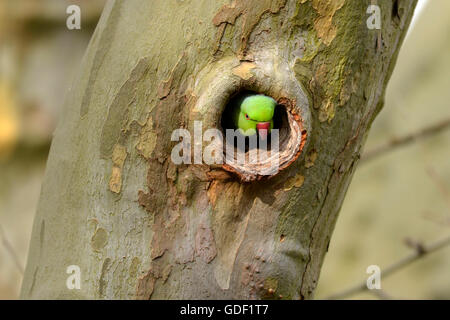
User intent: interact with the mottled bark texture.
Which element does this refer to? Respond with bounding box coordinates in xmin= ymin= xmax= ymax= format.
xmin=21 ymin=0 xmax=416 ymax=299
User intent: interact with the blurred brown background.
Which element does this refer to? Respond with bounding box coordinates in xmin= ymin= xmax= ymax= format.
xmin=0 ymin=0 xmax=449 ymax=299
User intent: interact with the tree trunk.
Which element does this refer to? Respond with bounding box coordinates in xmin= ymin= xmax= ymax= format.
xmin=21 ymin=0 xmax=416 ymax=299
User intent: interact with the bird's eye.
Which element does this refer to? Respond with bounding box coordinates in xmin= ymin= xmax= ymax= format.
xmin=245 ymin=114 xmax=249 ymax=120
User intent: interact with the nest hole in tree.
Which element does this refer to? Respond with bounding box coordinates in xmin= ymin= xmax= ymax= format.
xmin=219 ymin=90 xmax=306 ymax=182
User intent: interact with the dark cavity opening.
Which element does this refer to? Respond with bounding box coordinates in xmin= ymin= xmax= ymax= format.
xmin=220 ymin=90 xmax=291 ymax=153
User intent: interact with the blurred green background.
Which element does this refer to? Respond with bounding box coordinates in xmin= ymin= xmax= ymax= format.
xmin=0 ymin=0 xmax=449 ymax=299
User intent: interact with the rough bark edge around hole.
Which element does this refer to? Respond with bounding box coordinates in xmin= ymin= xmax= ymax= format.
xmin=222 ymin=96 xmax=307 ymax=182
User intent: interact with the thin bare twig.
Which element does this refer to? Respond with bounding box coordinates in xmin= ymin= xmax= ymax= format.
xmin=361 ymin=118 xmax=450 ymax=163
xmin=0 ymin=224 xmax=24 ymax=274
xmin=325 ymin=234 xmax=450 ymax=300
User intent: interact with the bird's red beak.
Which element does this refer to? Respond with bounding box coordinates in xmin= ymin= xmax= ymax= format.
xmin=256 ymin=122 xmax=270 ymax=140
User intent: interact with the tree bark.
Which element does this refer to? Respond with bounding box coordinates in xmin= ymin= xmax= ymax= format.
xmin=21 ymin=0 xmax=416 ymax=299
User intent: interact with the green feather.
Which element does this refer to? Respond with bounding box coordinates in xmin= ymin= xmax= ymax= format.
xmin=233 ymin=94 xmax=276 ymax=136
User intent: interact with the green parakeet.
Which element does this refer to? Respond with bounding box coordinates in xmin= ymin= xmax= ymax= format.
xmin=233 ymin=94 xmax=276 ymax=140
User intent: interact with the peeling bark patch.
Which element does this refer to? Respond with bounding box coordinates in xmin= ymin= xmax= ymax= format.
xmin=150 ymin=218 xmax=171 ymax=260
xmin=98 ymin=258 xmax=111 ymax=298
xmin=232 ymin=62 xmax=256 ymax=80
xmin=310 ymin=59 xmax=348 ymax=123
xmin=318 ymin=99 xmax=335 ymax=123
xmin=128 ymin=257 xmax=141 ymax=293
xmin=137 ymin=262 xmax=173 ymax=299
xmin=136 ymin=270 xmax=156 ymax=300
xmin=138 ymin=190 xmax=153 ymax=213
xmin=157 ymin=53 xmax=187 ymax=100
xmin=305 ymin=149 xmax=318 ymax=168
xmin=139 ymin=162 xmax=185 ymax=261
xmin=162 ymin=264 xmax=172 ymax=283
xmin=195 ymin=223 xmax=217 ymax=263
xmin=207 ymin=169 xmax=232 ymax=181
xmin=212 ymin=0 xmax=287 ymax=55
xmin=135 ymin=44 xmax=202 ymax=295
xmin=297 ymin=31 xmax=321 ymax=63
xmin=129 ymin=257 xmax=140 ymax=278
xmin=99 ymin=57 xmax=150 ymax=159
xmin=311 ymin=0 xmax=345 ymax=46
xmin=138 ymin=161 xmax=171 ymax=214
xmin=207 ymin=180 xmax=221 ymax=207
xmin=136 ymin=64 xmax=191 ymax=295
xmin=109 ymin=144 xmax=127 ymax=193
xmin=284 ymin=173 xmax=305 ymax=191
xmin=91 ymin=228 xmax=108 ymax=251
xmin=339 ymin=71 xmax=358 ymax=107
xmin=136 ymin=117 xmax=157 ymax=159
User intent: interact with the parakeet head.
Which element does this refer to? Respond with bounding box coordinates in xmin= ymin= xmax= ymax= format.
xmin=237 ymin=94 xmax=277 ymax=140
